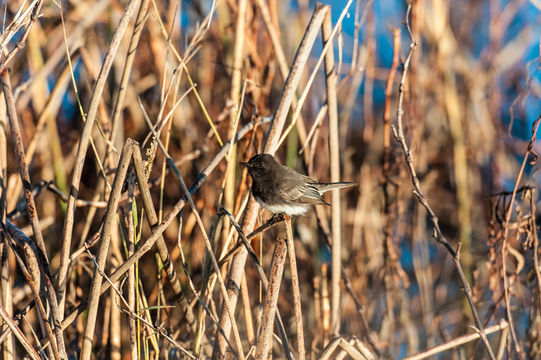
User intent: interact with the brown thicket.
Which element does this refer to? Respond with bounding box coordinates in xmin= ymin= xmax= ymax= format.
xmin=0 ymin=0 xmax=539 ymax=359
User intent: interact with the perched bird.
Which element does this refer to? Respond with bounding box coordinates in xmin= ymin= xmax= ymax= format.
xmin=240 ymin=153 xmax=355 ymax=216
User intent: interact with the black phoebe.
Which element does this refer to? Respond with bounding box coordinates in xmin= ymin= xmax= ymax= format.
xmin=240 ymin=153 xmax=355 ymax=216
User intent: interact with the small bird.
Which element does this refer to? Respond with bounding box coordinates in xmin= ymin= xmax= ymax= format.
xmin=240 ymin=153 xmax=355 ymax=216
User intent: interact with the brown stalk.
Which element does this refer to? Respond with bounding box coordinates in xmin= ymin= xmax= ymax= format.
xmin=4 ymin=222 xmax=60 ymax=360
xmin=319 ymin=336 xmax=374 ymax=360
xmin=285 ymin=216 xmax=305 ymax=360
xmin=150 ymin=144 xmax=246 ymax=359
xmin=0 ymin=242 xmax=13 ymax=360
xmin=253 ymin=0 xmax=309 ymax=163
xmin=254 ymin=235 xmax=288 ymax=360
xmin=322 ymin=9 xmax=342 ymax=337
xmin=80 ymin=139 xmax=135 ymax=360
xmin=132 ymin=145 xmax=196 ymax=329
xmin=85 ymin=241 xmax=197 ymax=359
xmin=391 ymin=5 xmax=496 ymax=360
xmin=220 ymin=208 xmax=293 ymax=359
xmin=0 ymin=93 xmax=12 ymax=359
xmin=0 ymin=304 xmax=41 ymax=360
xmin=223 ymin=0 xmax=247 ymax=254
xmin=109 ymin=0 xmax=150 ymax=154
xmin=175 ymin=217 xmax=238 ymax=357
xmin=1 ymin=70 xmax=67 ymax=359
xmin=125 ymin=176 xmax=138 ymax=360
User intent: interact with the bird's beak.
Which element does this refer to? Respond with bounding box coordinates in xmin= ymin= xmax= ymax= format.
xmin=240 ymin=161 xmax=249 ymax=167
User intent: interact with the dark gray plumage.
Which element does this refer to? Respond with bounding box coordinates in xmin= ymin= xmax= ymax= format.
xmin=240 ymin=153 xmax=355 ymax=216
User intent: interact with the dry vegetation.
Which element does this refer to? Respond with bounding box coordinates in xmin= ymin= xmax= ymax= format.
xmin=0 ymin=0 xmax=540 ymax=359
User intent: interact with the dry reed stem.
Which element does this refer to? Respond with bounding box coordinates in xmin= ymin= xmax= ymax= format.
xmin=59 ymin=117 xmax=269 ymax=332
xmin=299 ymin=104 xmax=327 ymax=155
xmin=219 ymin=208 xmax=293 ymax=359
xmin=0 ymin=73 xmax=12 ymax=360
xmin=403 ymin=320 xmax=509 ymax=360
xmin=320 ymin=336 xmax=374 ymax=360
xmin=392 ymin=5 xmax=496 ymax=360
xmin=1 ymin=70 xmax=67 ymax=359
xmin=80 ymin=138 xmax=135 ymax=360
xmin=252 ymin=0 xmax=310 ymax=163
xmin=240 ymin=273 xmax=255 ymax=345
xmin=126 ymin=176 xmax=138 ymax=360
xmin=285 ymin=216 xmax=306 ymax=360
xmin=0 ymin=253 xmax=13 ymax=360
xmin=4 ymin=221 xmax=60 ymax=360
xmin=109 ymin=0 xmax=150 ymax=153
xmin=255 ymin=235 xmax=288 ymax=360
xmin=276 ymin=0 xmax=354 ymax=149
xmin=58 ymin=0 xmax=140 ymax=318
xmin=149 ymin=0 xmax=223 ymax=146
xmin=0 ymin=303 xmax=41 ymax=360
xmin=223 ymin=0 xmax=247 ymax=253
xmin=322 ymin=10 xmax=342 ymax=337
xmin=213 ymin=5 xmax=329 ymax=357
xmin=132 ymin=145 xmax=196 ymax=329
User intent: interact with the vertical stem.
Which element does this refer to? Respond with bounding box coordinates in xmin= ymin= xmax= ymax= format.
xmin=0 ymin=94 xmax=13 ymax=360
xmin=80 ymin=139 xmax=135 ymax=360
xmin=224 ymin=0 xmax=247 ymax=226
xmin=132 ymin=145 xmax=196 ymax=328
xmin=240 ymin=273 xmax=255 ymax=345
xmin=322 ymin=9 xmax=342 ymax=336
xmin=285 ymin=216 xmax=305 ymax=360
xmin=255 ymin=236 xmax=288 ymax=360
xmin=126 ymin=176 xmax=138 ymax=360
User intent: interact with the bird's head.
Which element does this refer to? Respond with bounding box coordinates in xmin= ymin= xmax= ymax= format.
xmin=240 ymin=153 xmax=276 ymax=178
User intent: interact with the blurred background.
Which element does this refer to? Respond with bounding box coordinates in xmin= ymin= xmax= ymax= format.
xmin=0 ymin=0 xmax=540 ymax=358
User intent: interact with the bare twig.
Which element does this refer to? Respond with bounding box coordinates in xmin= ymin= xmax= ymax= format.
xmin=0 ymin=0 xmax=43 ymax=73
xmin=500 ymin=115 xmax=540 ymax=359
xmin=391 ymin=5 xmax=496 ymax=360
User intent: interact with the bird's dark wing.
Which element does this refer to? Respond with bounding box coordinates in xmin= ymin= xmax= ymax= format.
xmin=279 ymin=177 xmax=329 ymax=206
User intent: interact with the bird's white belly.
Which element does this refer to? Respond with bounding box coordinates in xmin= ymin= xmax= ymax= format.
xmin=254 ymin=197 xmax=309 ymax=216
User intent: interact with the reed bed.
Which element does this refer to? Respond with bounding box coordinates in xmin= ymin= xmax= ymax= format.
xmin=0 ymin=0 xmax=539 ymax=359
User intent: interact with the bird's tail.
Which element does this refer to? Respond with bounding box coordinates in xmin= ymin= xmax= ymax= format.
xmin=317 ymin=182 xmax=356 ymax=193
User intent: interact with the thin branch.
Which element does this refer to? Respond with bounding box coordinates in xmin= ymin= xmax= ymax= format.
xmin=390 ymin=5 xmax=496 ymax=360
